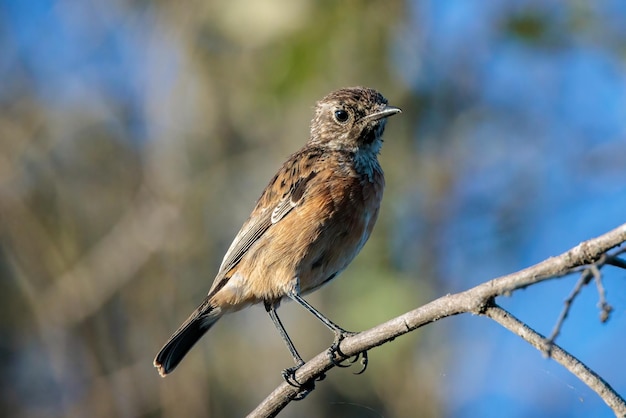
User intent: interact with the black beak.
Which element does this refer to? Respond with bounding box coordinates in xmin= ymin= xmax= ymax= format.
xmin=362 ymin=105 xmax=402 ymax=123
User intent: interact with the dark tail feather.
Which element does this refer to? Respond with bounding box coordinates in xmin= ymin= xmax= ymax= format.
xmin=154 ymin=299 xmax=221 ymax=376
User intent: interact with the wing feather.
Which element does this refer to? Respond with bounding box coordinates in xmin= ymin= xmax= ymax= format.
xmin=209 ymin=148 xmax=322 ymax=294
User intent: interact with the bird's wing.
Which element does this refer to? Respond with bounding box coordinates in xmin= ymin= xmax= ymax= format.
xmin=210 ymin=148 xmax=322 ymax=292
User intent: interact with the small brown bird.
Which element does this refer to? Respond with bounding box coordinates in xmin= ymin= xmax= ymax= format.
xmin=154 ymin=87 xmax=400 ymax=381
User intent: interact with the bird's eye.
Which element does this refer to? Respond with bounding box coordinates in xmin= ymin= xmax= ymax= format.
xmin=334 ymin=109 xmax=349 ymax=123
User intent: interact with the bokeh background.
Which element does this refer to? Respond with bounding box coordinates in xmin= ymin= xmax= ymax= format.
xmin=1 ymin=1 xmax=625 ymax=417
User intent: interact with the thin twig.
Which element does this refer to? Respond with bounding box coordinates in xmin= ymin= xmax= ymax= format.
xmin=592 ymin=266 xmax=613 ymax=323
xmin=546 ymin=269 xmax=593 ymax=350
xmin=483 ymin=303 xmax=626 ymax=416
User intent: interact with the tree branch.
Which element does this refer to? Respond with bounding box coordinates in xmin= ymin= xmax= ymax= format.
xmin=482 ymin=302 xmax=626 ymax=415
xmin=248 ymin=223 xmax=626 ymax=417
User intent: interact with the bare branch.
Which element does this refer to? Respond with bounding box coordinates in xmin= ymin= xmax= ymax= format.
xmin=482 ymin=303 xmax=626 ymax=416
xmin=248 ymin=223 xmax=626 ymax=417
xmin=546 ymin=268 xmax=593 ymax=348
xmin=592 ymin=267 xmax=614 ymax=323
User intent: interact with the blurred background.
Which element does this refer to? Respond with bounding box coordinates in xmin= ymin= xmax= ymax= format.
xmin=1 ymin=0 xmax=625 ymax=417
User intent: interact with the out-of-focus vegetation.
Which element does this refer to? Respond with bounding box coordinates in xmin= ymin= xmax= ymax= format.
xmin=1 ymin=1 xmax=625 ymax=417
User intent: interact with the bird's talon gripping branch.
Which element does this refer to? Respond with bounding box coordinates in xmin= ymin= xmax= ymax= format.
xmin=327 ymin=331 xmax=368 ymax=372
xmin=282 ymin=364 xmax=305 ymax=388
xmin=327 ymin=347 xmax=350 ymax=368
xmin=281 ymin=366 xmax=317 ymax=401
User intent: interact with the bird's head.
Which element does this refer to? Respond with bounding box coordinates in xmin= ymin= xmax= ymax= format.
xmin=309 ymin=87 xmax=401 ymax=154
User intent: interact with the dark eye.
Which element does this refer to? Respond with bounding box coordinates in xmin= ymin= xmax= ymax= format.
xmin=334 ymin=109 xmax=349 ymax=123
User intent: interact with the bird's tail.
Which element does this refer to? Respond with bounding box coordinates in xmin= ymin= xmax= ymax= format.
xmin=154 ymin=298 xmax=221 ymax=377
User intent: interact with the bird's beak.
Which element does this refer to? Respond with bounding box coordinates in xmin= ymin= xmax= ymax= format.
xmin=362 ymin=105 xmax=402 ymax=123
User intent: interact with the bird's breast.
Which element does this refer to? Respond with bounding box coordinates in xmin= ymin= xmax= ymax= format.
xmin=295 ymin=160 xmax=384 ymax=293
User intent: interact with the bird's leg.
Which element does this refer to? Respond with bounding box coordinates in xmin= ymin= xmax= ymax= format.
xmin=286 ymin=292 xmax=368 ymax=374
xmin=265 ymin=301 xmax=322 ymax=391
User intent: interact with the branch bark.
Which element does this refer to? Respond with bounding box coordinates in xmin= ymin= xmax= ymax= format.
xmin=248 ymin=223 xmax=626 ymax=418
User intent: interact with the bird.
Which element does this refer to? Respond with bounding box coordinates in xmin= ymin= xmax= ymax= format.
xmin=154 ymin=87 xmax=401 ymax=383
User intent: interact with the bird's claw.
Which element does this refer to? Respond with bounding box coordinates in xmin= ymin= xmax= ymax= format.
xmin=327 ymin=331 xmax=369 ymax=374
xmin=281 ymin=362 xmax=326 ymax=400
xmin=282 ymin=363 xmax=305 ymax=388
xmin=353 ymin=350 xmax=368 ymax=375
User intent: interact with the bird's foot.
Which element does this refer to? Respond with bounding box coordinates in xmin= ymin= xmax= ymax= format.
xmin=281 ymin=362 xmax=325 ymax=400
xmin=281 ymin=362 xmax=305 ymax=388
xmin=327 ymin=330 xmax=368 ymax=374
